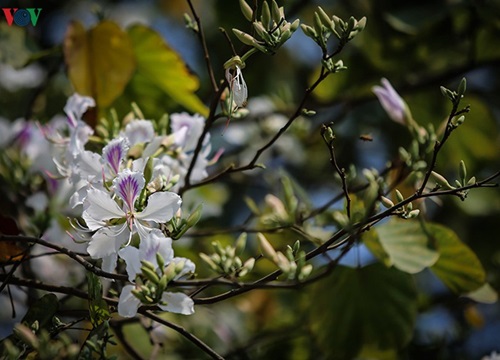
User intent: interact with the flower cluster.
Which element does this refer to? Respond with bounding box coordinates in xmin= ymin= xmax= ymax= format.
xmin=54 ymin=94 xmax=213 ymax=317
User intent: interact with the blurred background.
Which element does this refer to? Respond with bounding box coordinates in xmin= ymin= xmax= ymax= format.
xmin=0 ymin=0 xmax=499 ymax=359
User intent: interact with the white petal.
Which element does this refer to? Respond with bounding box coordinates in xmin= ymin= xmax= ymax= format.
xmin=83 ymin=188 xmax=124 ymax=223
xmin=159 ymin=292 xmax=194 ymax=315
xmin=137 ymin=192 xmax=181 ymax=223
xmin=171 ymin=257 xmax=196 ymax=280
xmin=119 ymin=246 xmax=141 ymax=282
xmin=87 ymin=226 xmax=129 ymax=259
xmin=101 ymin=253 xmax=118 ymax=273
xmin=140 ymin=229 xmax=174 ymax=267
xmin=118 ymin=285 xmax=141 ymax=318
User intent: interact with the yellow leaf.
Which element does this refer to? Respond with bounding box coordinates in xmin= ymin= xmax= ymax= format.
xmin=127 ymin=24 xmax=208 ymax=117
xmin=63 ymin=21 xmax=136 ymax=114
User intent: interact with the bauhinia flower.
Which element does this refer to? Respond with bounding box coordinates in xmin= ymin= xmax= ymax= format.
xmin=117 ymin=229 xmax=195 ymax=317
xmin=224 ymin=56 xmax=248 ymax=110
xmin=372 ymin=78 xmax=408 ymax=126
xmin=82 ymin=169 xmax=182 ymax=269
xmin=63 ymin=93 xmax=95 ymax=157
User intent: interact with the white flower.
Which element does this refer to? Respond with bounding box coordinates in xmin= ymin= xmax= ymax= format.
xmin=118 ymin=229 xmax=174 ymax=282
xmin=122 ymin=119 xmax=155 ymax=146
xmin=225 ymin=65 xmax=248 ymax=108
xmin=117 ymin=230 xmax=195 ymax=318
xmin=63 ymin=93 xmax=95 ymax=157
xmin=170 ymin=113 xmax=206 ymax=153
xmin=82 ymin=169 xmax=182 ymax=264
xmin=372 ymin=78 xmax=407 ymax=126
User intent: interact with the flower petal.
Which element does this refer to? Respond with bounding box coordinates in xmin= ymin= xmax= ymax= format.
xmin=87 ymin=225 xmax=129 ymax=259
xmin=171 ymin=257 xmax=196 ymax=280
xmin=140 ymin=229 xmax=174 ymax=267
xmin=83 ymin=188 xmax=124 ymax=226
xmin=159 ymin=292 xmax=194 ymax=315
xmin=137 ymin=192 xmax=181 ymax=223
xmin=118 ymin=285 xmax=141 ymax=318
xmin=113 ymin=169 xmax=145 ymax=211
xmin=118 ymin=246 xmax=141 ymax=282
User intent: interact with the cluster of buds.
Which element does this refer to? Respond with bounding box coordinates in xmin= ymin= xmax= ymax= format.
xmin=234 ymin=0 xmax=300 ymax=54
xmin=301 ymin=7 xmax=365 ymax=71
xmin=258 ymin=233 xmax=313 ymax=281
xmin=199 ymin=234 xmax=255 ymax=277
xmin=430 ymin=160 xmax=476 ymax=200
xmin=132 ymin=255 xmax=191 ymax=306
xmin=380 ymin=190 xmax=420 ymax=219
xmin=169 ymin=204 xmax=203 ymax=240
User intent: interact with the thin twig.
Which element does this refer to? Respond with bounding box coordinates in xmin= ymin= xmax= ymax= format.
xmin=140 ymin=309 xmax=224 ymax=360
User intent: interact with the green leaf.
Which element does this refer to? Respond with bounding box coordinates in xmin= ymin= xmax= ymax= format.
xmin=127 ymin=24 xmax=208 ymax=117
xmin=310 ymin=264 xmax=417 ymax=359
xmin=364 ymin=220 xmax=439 ymax=274
xmin=21 ymin=293 xmax=59 ymax=329
xmin=63 ymin=21 xmax=136 ymax=112
xmin=87 ymin=272 xmax=110 ymax=326
xmin=428 ymin=223 xmax=487 ymax=294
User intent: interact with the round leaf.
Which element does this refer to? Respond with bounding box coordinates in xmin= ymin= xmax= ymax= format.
xmin=310 ymin=263 xmax=417 ymax=359
xmin=63 ymin=21 xmax=136 ymax=110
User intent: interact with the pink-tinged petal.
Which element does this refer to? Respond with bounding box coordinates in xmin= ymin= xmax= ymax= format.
xmin=83 ymin=188 xmax=124 ymax=224
xmin=113 ymin=169 xmax=145 ymax=211
xmin=159 ymin=292 xmax=194 ymax=315
xmin=103 ymin=138 xmax=129 ymax=175
xmin=136 ymin=192 xmax=181 ymax=223
xmin=118 ymin=285 xmax=141 ymax=318
xmin=372 ymin=78 xmax=406 ymax=125
xmin=118 ymin=246 xmax=141 ymax=282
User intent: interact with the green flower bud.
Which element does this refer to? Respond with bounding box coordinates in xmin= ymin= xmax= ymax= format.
xmin=271 ymin=0 xmax=282 ymax=24
xmin=395 ymin=189 xmax=404 ymax=203
xmin=299 ymin=264 xmax=313 ymax=280
xmin=199 ymin=253 xmax=218 ymax=271
xmin=239 ymin=0 xmax=253 ymax=22
xmin=431 ymin=171 xmax=454 ymax=189
xmin=261 ymin=1 xmax=271 ymax=28
xmin=457 ymin=77 xmax=466 ymax=98
xmin=317 ymin=6 xmax=333 ymax=28
xmin=232 ymin=28 xmax=257 ymax=46
xmin=141 ymin=266 xmax=160 ymax=285
xmin=257 ymin=233 xmax=278 ymax=261
xmin=407 ymin=209 xmax=420 ymax=219
xmin=380 ymin=196 xmax=395 ymax=208
xmin=235 ymin=233 xmax=247 ymax=255
xmin=459 ymin=160 xmax=467 ymax=183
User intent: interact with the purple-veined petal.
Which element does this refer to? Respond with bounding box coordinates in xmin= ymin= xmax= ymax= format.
xmin=118 ymin=285 xmax=141 ymax=318
xmin=118 ymin=246 xmax=141 ymax=282
xmin=136 ymin=192 xmax=181 ymax=223
xmin=159 ymin=292 xmax=194 ymax=315
xmin=102 ymin=138 xmax=129 ymax=175
xmin=113 ymin=169 xmax=145 ymax=212
xmin=83 ymin=188 xmax=124 ymax=225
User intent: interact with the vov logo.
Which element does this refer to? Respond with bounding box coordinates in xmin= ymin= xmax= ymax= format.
xmin=2 ymin=8 xmax=42 ymax=27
